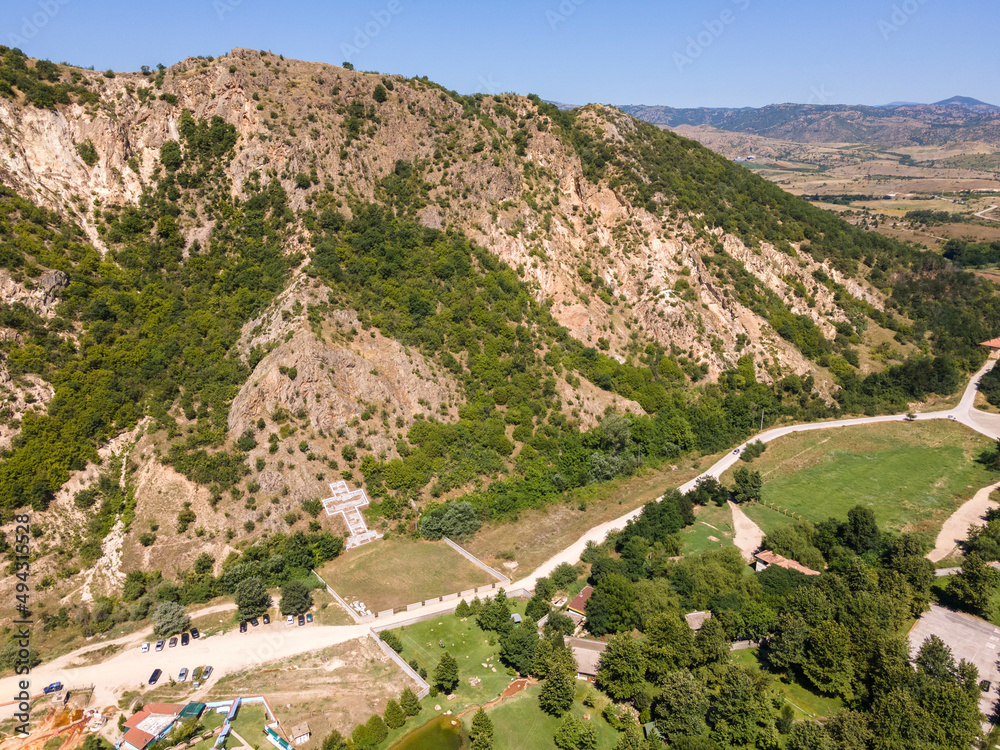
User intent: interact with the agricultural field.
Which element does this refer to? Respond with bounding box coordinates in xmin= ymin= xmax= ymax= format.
xmin=727 ymin=421 xmax=997 ymax=537
xmin=318 ymin=538 xmax=497 ymax=613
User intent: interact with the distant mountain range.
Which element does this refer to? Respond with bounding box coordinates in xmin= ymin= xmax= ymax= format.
xmin=616 ymin=97 xmax=1000 ymax=146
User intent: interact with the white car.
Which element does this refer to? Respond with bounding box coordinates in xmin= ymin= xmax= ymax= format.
xmin=286 ymin=615 xmax=294 ymax=625
xmin=140 ymin=642 xmax=150 ymax=653
xmin=178 ymin=668 xmax=188 ymax=682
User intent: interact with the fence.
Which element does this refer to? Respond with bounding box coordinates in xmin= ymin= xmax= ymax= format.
xmin=442 ymin=537 xmax=511 ymax=584
xmin=369 ymin=630 xmax=430 ymax=699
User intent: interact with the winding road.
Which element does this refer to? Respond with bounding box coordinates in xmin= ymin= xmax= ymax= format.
xmin=5 ymin=359 xmax=1000 ymax=713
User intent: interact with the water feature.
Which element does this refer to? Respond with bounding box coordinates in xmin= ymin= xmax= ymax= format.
xmin=390 ymin=714 xmax=465 ymax=750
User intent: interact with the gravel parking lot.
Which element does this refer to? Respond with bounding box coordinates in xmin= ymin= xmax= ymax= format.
xmin=909 ymin=603 xmax=1000 ymax=719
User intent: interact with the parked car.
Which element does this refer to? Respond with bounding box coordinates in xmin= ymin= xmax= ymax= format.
xmin=250 ymin=618 xmax=259 ymax=627
xmin=181 ymin=633 xmax=190 ymax=646
xmin=262 ymin=613 xmax=270 ymax=625
xmin=286 ymin=615 xmax=294 ymax=625
xmin=178 ymin=668 xmax=188 ymax=682
xmin=306 ymin=613 xmax=313 ymax=623
xmin=42 ymin=682 xmax=63 ymax=695
xmin=140 ymin=642 xmax=150 ymax=653
xmin=203 ymin=665 xmax=213 ymax=679
xmin=190 ymin=628 xmax=200 ymax=639
xmin=148 ymin=669 xmax=162 ymax=685
xmin=297 ymin=614 xmax=305 ymax=626
xmin=239 ymin=621 xmax=248 ymax=633
xmin=155 ymin=639 xmax=165 ymax=652
xmin=981 ymin=680 xmax=992 ymax=693
xmin=168 ymin=637 xmax=178 ymax=648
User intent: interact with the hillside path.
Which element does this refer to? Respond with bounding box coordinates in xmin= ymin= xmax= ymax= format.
xmin=729 ymin=501 xmax=765 ymax=560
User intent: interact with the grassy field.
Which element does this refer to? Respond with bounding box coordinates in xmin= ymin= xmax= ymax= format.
xmin=731 ymin=649 xmax=844 ymax=720
xmin=464 ymin=454 xmax=719 ymax=575
xmin=727 ymin=421 xmax=997 ymax=537
xmin=682 ymin=502 xmax=736 ymax=555
xmin=318 ymin=538 xmax=497 ymax=613
xmin=228 ymin=704 xmax=269 ymax=748
xmin=388 ymin=601 xmax=529 ymax=714
xmin=487 ymin=683 xmax=620 ymax=750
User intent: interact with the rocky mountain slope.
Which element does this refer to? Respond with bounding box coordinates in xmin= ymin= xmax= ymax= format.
xmin=0 ymin=46 xmax=995 ymax=613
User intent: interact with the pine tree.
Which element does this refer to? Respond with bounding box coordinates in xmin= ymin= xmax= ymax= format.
xmin=532 ymin=638 xmax=554 ymax=679
xmin=469 ymin=707 xmax=494 ymax=750
xmin=456 ymin=598 xmax=472 ymax=618
xmin=384 ymin=698 xmax=405 ymax=729
xmin=400 ymin=687 xmax=421 ymax=716
xmin=539 ymin=660 xmax=575 ymax=717
xmin=365 ymin=714 xmax=388 ymax=745
xmin=554 ymin=715 xmax=582 ymax=749
xmin=434 ymin=651 xmax=459 ymax=693
xmin=613 ymin=723 xmax=646 ymax=750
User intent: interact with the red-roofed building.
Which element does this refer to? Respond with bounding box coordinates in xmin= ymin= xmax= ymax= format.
xmin=567 ymin=585 xmax=593 ymax=617
xmin=118 ymin=703 xmax=186 ymax=750
xmin=981 ymin=338 xmax=1000 ymax=356
xmin=754 ymin=550 xmax=821 ymax=576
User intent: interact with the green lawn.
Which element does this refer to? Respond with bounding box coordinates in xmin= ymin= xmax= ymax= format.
xmin=319 ymin=538 xmax=497 ymax=613
xmin=487 ymin=684 xmax=620 ymax=750
xmin=388 ymin=602 xmax=529 ymax=713
xmin=185 ymin=709 xmax=227 ymax=750
xmin=682 ymin=502 xmax=736 ymax=555
xmin=728 ymin=421 xmax=996 ymax=537
xmin=227 ymin=704 xmax=269 ymax=749
xmin=731 ymin=649 xmax=844 ymax=720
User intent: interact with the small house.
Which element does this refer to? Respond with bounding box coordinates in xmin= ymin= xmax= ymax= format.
xmin=567 ymin=586 xmax=593 ymax=617
xmin=685 ymin=611 xmax=712 ymax=631
xmin=290 ymin=723 xmax=311 ymax=746
xmin=117 ymin=703 xmax=186 ymax=750
xmin=510 ymin=613 xmax=522 ymax=624
xmin=754 ymin=550 xmax=821 ymax=576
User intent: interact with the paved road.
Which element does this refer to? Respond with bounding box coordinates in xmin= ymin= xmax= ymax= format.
xmin=5 ymin=359 xmax=1000 ymax=713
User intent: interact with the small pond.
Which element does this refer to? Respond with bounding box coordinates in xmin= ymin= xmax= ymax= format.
xmin=390 ymin=714 xmax=465 ymax=750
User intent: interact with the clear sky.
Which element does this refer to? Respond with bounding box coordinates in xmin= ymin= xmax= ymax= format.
xmin=1 ymin=0 xmax=996 ymax=108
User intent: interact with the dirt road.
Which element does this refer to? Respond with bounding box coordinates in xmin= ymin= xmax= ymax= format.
xmin=928 ymin=481 xmax=1000 ymax=562
xmin=729 ymin=501 xmax=765 ymax=561
xmin=4 ymin=359 xmax=999 ymax=714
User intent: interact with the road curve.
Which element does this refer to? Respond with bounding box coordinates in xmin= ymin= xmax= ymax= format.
xmin=4 ymin=360 xmax=1000 ymax=712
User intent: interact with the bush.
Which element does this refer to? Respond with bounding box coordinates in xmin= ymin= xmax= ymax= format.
xmin=76 ymin=139 xmax=99 ymax=166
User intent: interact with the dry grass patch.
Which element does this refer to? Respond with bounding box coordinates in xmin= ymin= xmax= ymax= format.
xmin=464 ymin=456 xmax=713 ymax=574
xmin=318 ymin=538 xmax=496 ymax=613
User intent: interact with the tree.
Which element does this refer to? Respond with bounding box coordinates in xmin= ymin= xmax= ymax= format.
xmin=654 ymin=670 xmax=709 ymax=742
xmin=708 ymin=665 xmax=776 ymax=749
xmin=434 ymin=651 xmax=459 ymax=693
xmin=373 ymin=84 xmax=388 ymax=103
xmin=279 ymin=579 xmax=313 ymax=615
xmin=643 ymin=612 xmax=696 ymax=682
xmin=731 ymin=466 xmax=762 ymax=504
xmin=801 ymin=621 xmax=854 ymax=697
xmin=694 ymin=617 xmax=729 ymax=667
xmin=500 ymin=622 xmax=538 ymax=675
xmin=383 ymin=698 xmax=405 ymax=729
xmin=365 ymin=714 xmax=387 ymax=745
xmin=842 ymin=505 xmax=880 ymax=554
xmin=586 ymin=573 xmax=638 ymax=635
xmin=947 ymin=552 xmax=996 ymax=614
xmin=786 ymin=721 xmax=834 ymax=750
xmin=234 ymin=576 xmax=272 ymax=620
xmin=153 ymin=601 xmax=190 ymax=637
xmin=400 ymin=687 xmax=421 ymax=716
xmin=597 ymin=633 xmax=646 ymax=701
xmin=469 ymin=707 xmax=494 ymax=750
xmin=320 ymin=730 xmax=345 ymax=750
xmin=539 ymin=659 xmax=576 ymax=717
xmin=456 ymin=599 xmax=472 ymax=618
xmin=612 ymin=723 xmax=646 ymax=750
xmin=554 ymin=715 xmax=582 ymax=750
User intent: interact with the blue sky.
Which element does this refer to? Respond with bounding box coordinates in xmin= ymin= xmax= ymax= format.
xmin=1 ymin=0 xmax=996 ymax=108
